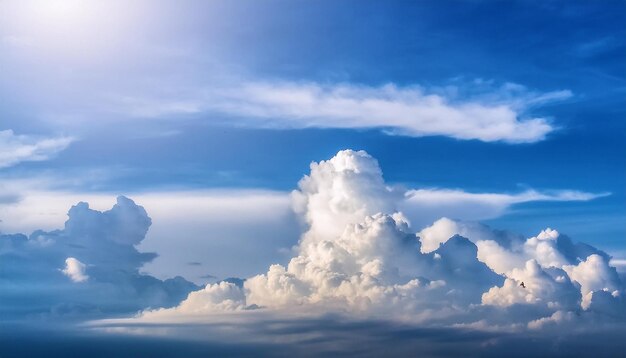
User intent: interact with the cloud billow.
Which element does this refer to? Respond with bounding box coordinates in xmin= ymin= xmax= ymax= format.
xmin=133 ymin=150 xmax=623 ymax=333
xmin=1 ymin=149 xmax=622 ymax=354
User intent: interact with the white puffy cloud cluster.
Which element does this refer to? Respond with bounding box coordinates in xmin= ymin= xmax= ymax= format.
xmin=417 ymin=218 xmax=623 ymax=316
xmin=141 ymin=149 xmax=624 ymax=330
xmin=61 ymin=257 xmax=89 ymax=283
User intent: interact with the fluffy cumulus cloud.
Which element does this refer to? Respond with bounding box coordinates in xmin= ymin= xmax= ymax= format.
xmin=61 ymin=257 xmax=89 ymax=282
xmin=134 ymin=150 xmax=624 ymax=337
xmin=1 ymin=149 xmax=622 ymax=354
xmin=0 ymin=196 xmax=198 ymax=320
xmin=0 ymin=129 xmax=74 ymax=168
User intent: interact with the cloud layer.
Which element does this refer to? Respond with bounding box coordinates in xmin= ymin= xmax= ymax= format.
xmin=401 ymin=188 xmax=608 ymax=229
xmin=133 ymin=150 xmax=623 ymax=334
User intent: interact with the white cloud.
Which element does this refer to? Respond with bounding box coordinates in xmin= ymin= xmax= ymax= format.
xmin=134 ymin=149 xmax=623 ymax=331
xmin=481 ymin=259 xmax=579 ymax=309
xmin=418 ymin=219 xmax=622 ymax=313
xmin=417 ymin=217 xmax=517 ymax=255
xmin=212 ymin=82 xmax=568 ymax=143
xmin=563 ymin=254 xmax=621 ymax=309
xmin=402 ymin=189 xmax=609 ymax=229
xmin=147 ymin=281 xmax=247 ymax=317
xmin=117 ymin=80 xmax=571 ymax=143
xmin=61 ymin=257 xmax=89 ymax=282
xmin=0 ymin=173 xmax=605 ymax=285
xmin=527 ymin=310 xmax=576 ymax=330
xmin=0 ymin=129 xmax=74 ymax=168
xmin=523 ymin=228 xmax=569 ymax=268
xmin=291 ymin=150 xmax=397 ymax=243
xmin=418 ymin=218 xmax=613 ymax=274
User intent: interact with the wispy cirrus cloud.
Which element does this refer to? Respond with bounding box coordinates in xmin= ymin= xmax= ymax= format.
xmin=0 ymin=129 xmax=74 ymax=169
xmin=114 ymin=80 xmax=572 ymax=143
xmin=401 ymin=188 xmax=610 ymax=228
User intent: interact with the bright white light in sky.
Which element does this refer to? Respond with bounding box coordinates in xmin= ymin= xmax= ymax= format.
xmin=0 ymin=0 xmax=144 ymax=61
xmin=3 ymin=0 xmax=101 ymax=37
xmin=28 ymin=0 xmax=93 ymax=25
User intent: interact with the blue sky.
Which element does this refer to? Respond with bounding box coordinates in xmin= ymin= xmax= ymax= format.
xmin=2 ymin=0 xmax=624 ymax=260
xmin=0 ymin=1 xmax=625 ymax=356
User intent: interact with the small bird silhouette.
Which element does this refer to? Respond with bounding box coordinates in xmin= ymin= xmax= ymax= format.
xmin=520 ymin=281 xmax=526 ymax=288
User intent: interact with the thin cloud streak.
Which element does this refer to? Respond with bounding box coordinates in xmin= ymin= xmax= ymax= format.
xmin=402 ymin=188 xmax=611 ymax=227
xmin=115 ymin=80 xmax=572 ymax=143
xmin=0 ymin=129 xmax=74 ymax=169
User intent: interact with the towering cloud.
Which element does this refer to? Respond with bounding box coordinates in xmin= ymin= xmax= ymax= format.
xmin=2 ymin=148 xmax=622 ymax=350
xmin=139 ymin=150 xmax=624 ymax=331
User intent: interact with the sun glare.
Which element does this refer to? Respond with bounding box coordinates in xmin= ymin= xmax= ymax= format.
xmin=13 ymin=0 xmax=96 ymax=33
xmin=1 ymin=0 xmax=143 ymax=62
